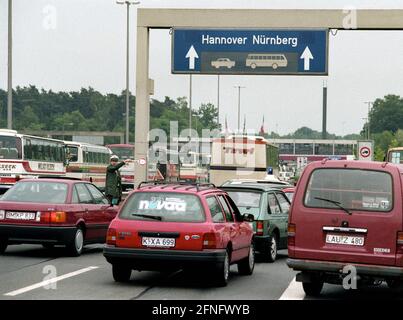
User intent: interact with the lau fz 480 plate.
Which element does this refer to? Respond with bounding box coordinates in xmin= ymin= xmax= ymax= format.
xmin=326 ymin=234 xmax=365 ymax=246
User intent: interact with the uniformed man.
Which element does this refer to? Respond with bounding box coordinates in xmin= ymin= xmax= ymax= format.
xmin=105 ymin=155 xmax=131 ymax=205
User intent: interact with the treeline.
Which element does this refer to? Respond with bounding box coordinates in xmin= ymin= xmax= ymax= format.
xmin=362 ymin=95 xmax=403 ymax=160
xmin=267 ymin=94 xmax=403 ymax=161
xmin=0 ymin=86 xmax=220 ymax=143
xmin=265 ymin=127 xmax=361 ymax=140
xmin=2 ymin=87 xmax=403 ymax=161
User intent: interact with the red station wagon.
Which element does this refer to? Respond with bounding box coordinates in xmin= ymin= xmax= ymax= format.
xmin=0 ymin=178 xmax=118 ymax=256
xmin=103 ymin=182 xmax=255 ymax=286
xmin=287 ymin=160 xmax=403 ymax=296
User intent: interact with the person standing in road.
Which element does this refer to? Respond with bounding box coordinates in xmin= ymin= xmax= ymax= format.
xmin=105 ymin=155 xmax=131 ymax=205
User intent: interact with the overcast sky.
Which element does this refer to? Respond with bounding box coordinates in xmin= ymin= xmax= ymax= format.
xmin=2 ymin=0 xmax=403 ymax=136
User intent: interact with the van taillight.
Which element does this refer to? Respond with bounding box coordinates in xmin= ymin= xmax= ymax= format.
xmin=397 ymin=232 xmax=403 ymax=254
xmin=288 ymin=224 xmax=296 ymax=247
xmin=203 ymin=233 xmax=217 ymax=249
xmin=40 ymin=211 xmax=66 ymax=223
xmin=107 ymin=228 xmax=117 ymax=246
xmin=256 ymin=221 xmax=264 ymax=236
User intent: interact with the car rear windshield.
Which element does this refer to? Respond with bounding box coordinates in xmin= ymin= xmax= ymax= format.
xmin=1 ymin=181 xmax=68 ymax=204
xmin=225 ymin=191 xmax=262 ymax=208
xmin=119 ymin=192 xmax=205 ymax=222
xmin=304 ymin=169 xmax=393 ymax=212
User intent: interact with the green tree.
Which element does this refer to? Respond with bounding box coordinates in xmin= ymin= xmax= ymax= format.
xmin=54 ymin=111 xmax=87 ymax=131
xmin=369 ymin=95 xmax=403 ymax=134
xmin=394 ymin=129 xmax=403 ymax=146
xmin=16 ymin=106 xmax=42 ymax=130
xmin=372 ymin=131 xmax=398 ymax=161
xmin=197 ymin=103 xmax=219 ymax=131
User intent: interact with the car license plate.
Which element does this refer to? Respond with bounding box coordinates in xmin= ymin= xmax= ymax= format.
xmin=326 ymin=234 xmax=365 ymax=246
xmin=5 ymin=211 xmax=36 ymax=220
xmin=142 ymin=237 xmax=175 ymax=248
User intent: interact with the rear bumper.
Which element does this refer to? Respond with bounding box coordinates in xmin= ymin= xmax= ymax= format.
xmin=0 ymin=224 xmax=76 ymax=245
xmin=253 ymin=235 xmax=270 ymax=252
xmin=287 ymin=258 xmax=403 ymax=278
xmin=103 ymin=245 xmax=227 ymax=271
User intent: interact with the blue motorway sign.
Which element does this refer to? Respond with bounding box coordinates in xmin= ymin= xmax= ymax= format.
xmin=172 ymin=29 xmax=328 ymax=75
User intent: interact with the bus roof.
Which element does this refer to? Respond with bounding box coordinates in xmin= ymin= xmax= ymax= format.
xmin=0 ymin=130 xmax=65 ymax=143
xmin=65 ymin=141 xmax=112 ymax=152
xmin=106 ymin=144 xmax=134 ymax=148
xmin=0 ymin=129 xmax=18 ymax=135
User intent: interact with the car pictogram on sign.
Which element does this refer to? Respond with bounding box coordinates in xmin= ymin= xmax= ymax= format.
xmin=360 ymin=147 xmax=371 ymax=158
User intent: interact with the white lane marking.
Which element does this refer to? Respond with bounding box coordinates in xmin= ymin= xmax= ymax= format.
xmin=4 ymin=266 xmax=99 ymax=297
xmin=279 ymin=277 xmax=305 ymax=300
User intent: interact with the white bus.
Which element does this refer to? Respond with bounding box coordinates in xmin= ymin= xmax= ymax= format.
xmin=65 ymin=141 xmax=112 ymax=190
xmin=245 ymin=53 xmax=288 ymax=69
xmin=209 ymin=135 xmax=279 ymax=186
xmin=0 ymin=129 xmax=66 ymax=193
xmin=178 ymin=151 xmax=210 ymax=182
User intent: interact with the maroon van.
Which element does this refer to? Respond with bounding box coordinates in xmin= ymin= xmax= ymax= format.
xmin=287 ymin=160 xmax=403 ymax=296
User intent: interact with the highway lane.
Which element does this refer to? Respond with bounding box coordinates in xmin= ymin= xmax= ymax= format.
xmin=0 ymin=245 xmax=294 ymax=300
xmin=1 ymin=244 xmax=403 ymax=300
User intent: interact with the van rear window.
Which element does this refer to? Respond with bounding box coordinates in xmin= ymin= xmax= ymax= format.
xmin=304 ymin=169 xmax=393 ymax=212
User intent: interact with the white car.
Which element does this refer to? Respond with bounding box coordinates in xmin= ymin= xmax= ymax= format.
xmin=211 ymin=58 xmax=236 ymax=69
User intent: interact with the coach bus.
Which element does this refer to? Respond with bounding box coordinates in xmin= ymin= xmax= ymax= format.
xmin=106 ymin=143 xmax=135 ymax=190
xmin=65 ymin=141 xmax=112 ymax=190
xmin=0 ymin=129 xmax=66 ymax=194
xmin=209 ymin=135 xmax=279 ymax=186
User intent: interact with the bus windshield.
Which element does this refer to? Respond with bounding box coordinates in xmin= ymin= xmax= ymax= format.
xmin=109 ymin=147 xmax=134 ymax=160
xmin=0 ymin=136 xmax=22 ymax=159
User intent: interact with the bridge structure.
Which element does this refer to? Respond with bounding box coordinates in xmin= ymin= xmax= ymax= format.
xmin=134 ymin=8 xmax=403 ymax=186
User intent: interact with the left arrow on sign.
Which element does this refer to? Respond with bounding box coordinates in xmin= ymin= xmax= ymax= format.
xmin=185 ymin=45 xmax=199 ymax=70
xmin=300 ymin=46 xmax=314 ymax=71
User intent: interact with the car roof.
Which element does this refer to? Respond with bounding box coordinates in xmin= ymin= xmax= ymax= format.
xmin=223 ymin=178 xmax=288 ymax=184
xmin=307 ymin=159 xmax=403 ymax=172
xmin=17 ymin=178 xmax=87 ymax=185
xmin=135 ymin=182 xmax=224 ymax=196
xmin=222 ymin=179 xmax=291 ymax=187
xmin=220 ymin=183 xmax=287 ymax=192
xmin=282 ymin=187 xmax=295 ymax=193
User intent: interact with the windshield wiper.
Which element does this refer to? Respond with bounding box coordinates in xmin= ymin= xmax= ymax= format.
xmin=131 ymin=214 xmax=162 ymax=221
xmin=314 ymin=197 xmax=352 ymax=215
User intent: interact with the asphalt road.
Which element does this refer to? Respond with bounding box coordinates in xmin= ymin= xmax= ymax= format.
xmin=0 ymin=244 xmax=403 ymax=300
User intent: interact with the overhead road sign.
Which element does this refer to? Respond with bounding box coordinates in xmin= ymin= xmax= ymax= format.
xmin=172 ymin=28 xmax=328 ymax=75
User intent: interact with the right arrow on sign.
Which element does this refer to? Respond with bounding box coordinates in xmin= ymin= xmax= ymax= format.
xmin=185 ymin=45 xmax=199 ymax=70
xmin=300 ymin=46 xmax=314 ymax=71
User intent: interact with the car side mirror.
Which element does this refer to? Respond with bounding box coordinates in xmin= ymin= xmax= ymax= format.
xmin=242 ymin=213 xmax=254 ymax=222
